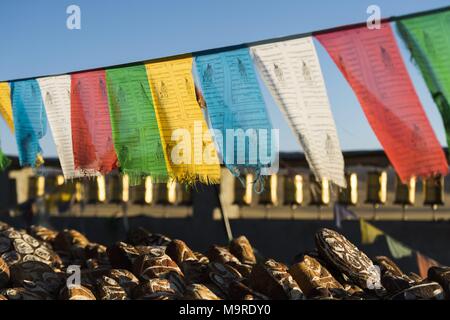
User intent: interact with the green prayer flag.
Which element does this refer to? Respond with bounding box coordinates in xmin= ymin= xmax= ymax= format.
xmin=0 ymin=146 xmax=10 ymax=171
xmin=385 ymin=235 xmax=413 ymax=259
xmin=397 ymin=10 xmax=450 ymax=150
xmin=105 ymin=65 xmax=168 ymax=185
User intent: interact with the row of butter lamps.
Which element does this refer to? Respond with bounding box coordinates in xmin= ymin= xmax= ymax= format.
xmin=28 ymin=171 xmax=445 ymax=217
xmin=28 ymin=175 xmax=191 ymax=206
xmin=234 ymin=172 xmax=444 ymax=220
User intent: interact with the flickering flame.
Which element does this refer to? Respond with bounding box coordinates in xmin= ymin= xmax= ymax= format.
xmin=122 ymin=175 xmax=129 ymax=202
xmin=145 ymin=177 xmax=153 ymax=204
xmin=75 ymin=182 xmax=83 ymax=202
xmin=167 ymin=179 xmax=177 ymax=204
xmin=56 ymin=175 xmax=65 ymax=186
xmin=350 ymin=173 xmax=358 ymax=205
xmin=379 ymin=171 xmax=387 ymax=204
xmin=97 ymin=176 xmax=106 ymax=202
xmin=270 ymin=175 xmax=278 ymax=205
xmin=243 ymin=174 xmax=254 ymax=205
xmin=408 ymin=177 xmax=416 ymax=204
xmin=36 ymin=176 xmax=45 ymax=197
xmin=322 ymin=177 xmax=330 ymax=205
xmin=294 ymin=175 xmax=303 ymax=205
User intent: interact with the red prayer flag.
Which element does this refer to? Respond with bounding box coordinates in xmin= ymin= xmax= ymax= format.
xmin=71 ymin=70 xmax=118 ymax=175
xmin=316 ymin=23 xmax=448 ymax=182
xmin=416 ymin=252 xmax=440 ymax=278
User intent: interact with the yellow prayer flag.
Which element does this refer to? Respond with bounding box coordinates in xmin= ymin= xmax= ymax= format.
xmin=360 ymin=218 xmax=384 ymax=245
xmin=0 ymin=82 xmax=15 ymax=132
xmin=145 ymin=56 xmax=221 ymax=184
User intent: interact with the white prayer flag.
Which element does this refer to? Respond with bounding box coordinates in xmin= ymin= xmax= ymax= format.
xmin=38 ymin=75 xmax=84 ymax=179
xmin=250 ymin=37 xmax=346 ymax=187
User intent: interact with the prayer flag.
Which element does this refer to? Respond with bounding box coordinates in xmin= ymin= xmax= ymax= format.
xmin=316 ymin=23 xmax=448 ymax=182
xmin=38 ymin=75 xmax=82 ymax=179
xmin=10 ymin=79 xmax=47 ymax=167
xmin=195 ymin=48 xmax=276 ymax=185
xmin=385 ymin=235 xmax=413 ymax=259
xmin=105 ymin=65 xmax=168 ymax=185
xmin=250 ymin=37 xmax=346 ymax=187
xmin=145 ymin=56 xmax=220 ymax=184
xmin=0 ymin=82 xmax=14 ymax=132
xmin=71 ymin=70 xmax=118 ymax=175
xmin=360 ymin=219 xmax=384 ymax=245
xmin=416 ymin=251 xmax=440 ymax=278
xmin=397 ymin=11 xmax=450 ymax=151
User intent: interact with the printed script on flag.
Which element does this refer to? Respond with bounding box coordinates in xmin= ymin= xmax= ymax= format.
xmin=38 ymin=75 xmax=83 ymax=179
xmin=71 ymin=70 xmax=118 ymax=175
xmin=251 ymin=37 xmax=346 ymax=187
xmin=0 ymin=82 xmax=14 ymax=132
xmin=397 ymin=10 xmax=450 ymax=152
xmin=145 ymin=56 xmax=220 ymax=184
xmin=316 ymin=24 xmax=448 ymax=182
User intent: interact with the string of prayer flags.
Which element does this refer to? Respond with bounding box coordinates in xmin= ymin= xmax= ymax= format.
xmin=106 ymin=65 xmax=168 ymax=185
xmin=316 ymin=23 xmax=448 ymax=183
xmin=38 ymin=75 xmax=82 ymax=179
xmin=416 ymin=252 xmax=441 ymax=278
xmin=250 ymin=37 xmax=346 ymax=187
xmin=0 ymin=82 xmax=14 ymax=132
xmin=3 ymin=6 xmax=450 ymax=187
xmin=145 ymin=56 xmax=221 ymax=184
xmin=195 ymin=47 xmax=276 ymax=186
xmin=359 ymin=219 xmax=441 ymax=275
xmin=71 ymin=70 xmax=118 ymax=175
xmin=360 ymin=219 xmax=384 ymax=245
xmin=397 ymin=10 xmax=450 ymax=151
xmin=10 ymin=79 xmax=47 ymax=167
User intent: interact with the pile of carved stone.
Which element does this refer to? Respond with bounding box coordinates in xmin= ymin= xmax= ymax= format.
xmin=0 ymin=220 xmax=448 ymax=300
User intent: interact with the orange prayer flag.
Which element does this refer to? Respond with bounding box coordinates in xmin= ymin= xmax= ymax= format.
xmin=416 ymin=252 xmax=440 ymax=278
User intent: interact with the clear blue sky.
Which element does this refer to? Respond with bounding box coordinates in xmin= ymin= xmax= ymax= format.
xmin=0 ymin=0 xmax=448 ymax=156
